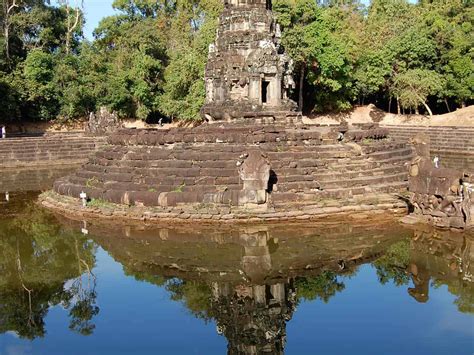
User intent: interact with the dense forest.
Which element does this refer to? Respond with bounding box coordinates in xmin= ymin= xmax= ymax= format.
xmin=0 ymin=0 xmax=472 ymax=122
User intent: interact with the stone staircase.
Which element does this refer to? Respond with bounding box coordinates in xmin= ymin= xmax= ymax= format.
xmin=54 ymin=125 xmax=412 ymax=207
xmin=384 ymin=126 xmax=474 ymax=171
xmin=0 ymin=134 xmax=107 ymax=168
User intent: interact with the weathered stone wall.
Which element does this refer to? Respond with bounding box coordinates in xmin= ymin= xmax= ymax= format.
xmin=0 ymin=134 xmax=106 ymax=168
xmin=384 ymin=126 xmax=474 ymax=171
xmin=403 ymin=132 xmax=473 ymax=229
xmin=52 ymin=123 xmax=411 ymax=213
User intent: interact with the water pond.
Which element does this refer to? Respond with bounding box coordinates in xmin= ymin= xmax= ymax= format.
xmin=0 ymin=188 xmax=473 ymax=355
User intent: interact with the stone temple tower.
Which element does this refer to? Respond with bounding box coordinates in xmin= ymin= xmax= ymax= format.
xmin=201 ymin=0 xmax=298 ymax=122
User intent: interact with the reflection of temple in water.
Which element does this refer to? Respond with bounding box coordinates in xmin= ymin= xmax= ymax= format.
xmin=211 ymin=281 xmax=296 ymax=354
xmin=211 ymin=228 xmax=296 ymax=354
xmin=4 ymin=210 xmax=473 ymax=349
xmin=85 ymin=221 xmax=408 ymax=354
xmin=4 ymin=206 xmax=471 ymax=349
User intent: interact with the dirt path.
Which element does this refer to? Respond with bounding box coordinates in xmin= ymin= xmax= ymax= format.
xmin=304 ymin=105 xmax=474 ymax=127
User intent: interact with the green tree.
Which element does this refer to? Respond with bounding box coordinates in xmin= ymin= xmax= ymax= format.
xmin=275 ymin=0 xmax=362 ymax=112
xmin=92 ymin=1 xmax=166 ymax=119
xmin=158 ymin=0 xmax=221 ymax=121
xmin=20 ymin=49 xmax=60 ymax=120
xmin=274 ymin=0 xmax=319 ymax=111
xmin=393 ymin=68 xmax=444 ymax=116
xmin=422 ymin=0 xmax=473 ymax=109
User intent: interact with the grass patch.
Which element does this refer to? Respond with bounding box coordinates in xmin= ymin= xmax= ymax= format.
xmin=173 ymin=183 xmax=185 ymax=193
xmin=87 ymin=198 xmax=114 ymax=209
xmin=85 ymin=176 xmax=100 ymax=188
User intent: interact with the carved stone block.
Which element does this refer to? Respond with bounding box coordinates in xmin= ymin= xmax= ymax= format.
xmin=86 ymin=107 xmax=122 ymax=136
xmin=238 ymin=150 xmax=270 ymax=205
xmin=405 ymin=133 xmax=473 ymax=230
xmin=201 ymin=0 xmax=297 ymax=121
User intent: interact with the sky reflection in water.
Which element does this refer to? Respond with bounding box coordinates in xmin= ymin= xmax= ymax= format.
xmin=0 ymin=192 xmax=472 ymax=355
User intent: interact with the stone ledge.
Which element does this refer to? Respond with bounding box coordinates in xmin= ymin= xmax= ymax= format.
xmin=39 ymin=190 xmax=408 ymax=225
xmin=0 ymin=135 xmax=106 ymax=168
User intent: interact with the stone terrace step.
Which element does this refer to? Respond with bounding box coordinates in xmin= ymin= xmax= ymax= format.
xmin=385 ymin=126 xmax=474 ymax=146
xmin=383 ymin=125 xmax=474 ymax=172
xmin=55 ymin=138 xmax=412 ymax=206
xmin=271 ymin=181 xmax=408 ymax=204
xmin=0 ymin=135 xmax=106 ymax=168
xmin=50 ymin=124 xmax=411 ymax=208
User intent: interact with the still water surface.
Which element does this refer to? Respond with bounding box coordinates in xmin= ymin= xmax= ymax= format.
xmin=0 ymin=190 xmax=473 ymax=355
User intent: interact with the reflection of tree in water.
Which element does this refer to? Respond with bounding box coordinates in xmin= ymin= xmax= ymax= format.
xmin=0 ymin=205 xmax=99 ymax=339
xmin=295 ymin=271 xmax=346 ymax=303
xmin=166 ymin=279 xmax=213 ymax=321
xmin=65 ymin=239 xmax=99 ymax=336
xmin=445 ymin=282 xmax=473 ymax=314
xmin=372 ymin=229 xmax=473 ymax=314
xmin=373 ymin=240 xmax=411 ymax=286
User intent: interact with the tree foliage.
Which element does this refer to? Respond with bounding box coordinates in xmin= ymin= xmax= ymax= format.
xmin=0 ymin=0 xmax=472 ymax=122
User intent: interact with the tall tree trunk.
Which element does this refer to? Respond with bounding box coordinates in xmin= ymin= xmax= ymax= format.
xmin=388 ymin=97 xmax=392 ymax=113
xmin=3 ymin=0 xmax=20 ymax=61
xmin=66 ymin=3 xmax=71 ymax=54
xmin=397 ymin=96 xmax=400 ymax=115
xmin=444 ymin=98 xmax=451 ymax=113
xmin=63 ymin=0 xmax=82 ymax=55
xmin=415 ymin=107 xmax=419 ymax=115
xmin=421 ymin=100 xmax=433 ymax=117
xmin=411 ymin=91 xmax=433 ymax=117
xmin=4 ymin=24 xmax=9 ymax=60
xmin=298 ymin=63 xmax=305 ymax=112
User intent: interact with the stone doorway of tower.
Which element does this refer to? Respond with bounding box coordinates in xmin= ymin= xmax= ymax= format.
xmin=261 ymin=79 xmax=270 ymax=104
xmin=260 ymin=76 xmax=281 ymax=106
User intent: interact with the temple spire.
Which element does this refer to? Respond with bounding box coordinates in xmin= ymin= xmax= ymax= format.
xmin=201 ymin=0 xmax=297 ymax=122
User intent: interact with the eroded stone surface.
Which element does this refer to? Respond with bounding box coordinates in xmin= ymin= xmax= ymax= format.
xmin=238 ymin=150 xmax=270 ymax=205
xmin=86 ymin=107 xmax=122 ymax=136
xmin=50 ymin=122 xmax=411 ymax=215
xmin=406 ymin=133 xmax=473 ymax=229
xmin=201 ymin=0 xmax=297 ymax=121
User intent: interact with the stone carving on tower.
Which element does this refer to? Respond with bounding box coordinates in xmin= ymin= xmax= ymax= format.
xmin=201 ymin=0 xmax=298 ymax=122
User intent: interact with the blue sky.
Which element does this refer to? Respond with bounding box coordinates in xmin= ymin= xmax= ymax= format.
xmin=83 ymin=0 xmax=116 ymax=40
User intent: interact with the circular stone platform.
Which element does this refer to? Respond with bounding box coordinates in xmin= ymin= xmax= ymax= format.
xmin=40 ymin=121 xmax=413 ymax=223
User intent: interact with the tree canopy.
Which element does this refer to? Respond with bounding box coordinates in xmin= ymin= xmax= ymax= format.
xmin=0 ymin=0 xmax=472 ymax=122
